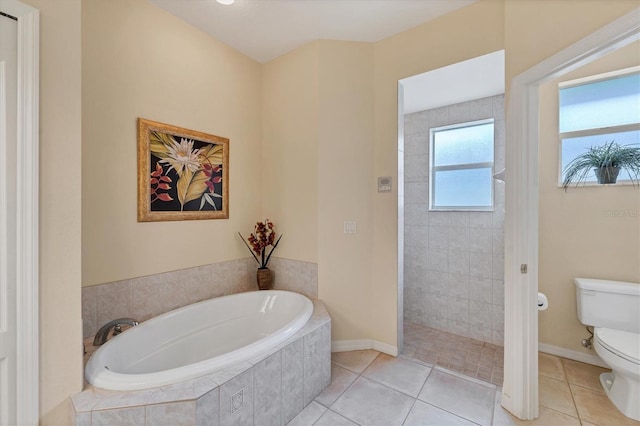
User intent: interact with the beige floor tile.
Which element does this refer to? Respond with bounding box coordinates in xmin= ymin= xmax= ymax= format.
xmin=539 ymin=352 xmax=566 ymax=381
xmin=314 ymin=409 xmax=358 ymax=426
xmin=332 ymin=350 xmax=379 ymax=374
xmin=362 ymin=353 xmax=431 ymax=398
xmin=404 ymin=400 xmax=476 ymax=425
xmin=493 ymin=390 xmax=581 ymax=426
xmin=418 ymin=369 xmax=495 ymax=425
xmin=286 ymin=401 xmax=326 ymax=426
xmin=539 ymin=375 xmax=578 ymax=417
xmin=571 ymin=384 xmax=640 ymax=426
xmin=562 ymin=358 xmax=609 ymax=393
xmin=314 ymin=365 xmax=358 ymax=408
xmin=493 ymin=405 xmax=581 ymax=426
xmin=331 ymin=376 xmax=415 ymax=426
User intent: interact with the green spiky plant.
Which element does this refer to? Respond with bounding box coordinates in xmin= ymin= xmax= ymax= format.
xmin=562 ymin=141 xmax=640 ymax=190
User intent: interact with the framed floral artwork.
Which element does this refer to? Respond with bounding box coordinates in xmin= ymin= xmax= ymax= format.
xmin=137 ymin=118 xmax=229 ymax=221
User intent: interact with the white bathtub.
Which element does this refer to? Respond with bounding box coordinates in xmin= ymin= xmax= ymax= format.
xmin=85 ymin=290 xmax=313 ymax=391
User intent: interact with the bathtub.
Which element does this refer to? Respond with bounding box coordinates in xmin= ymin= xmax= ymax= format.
xmin=85 ymin=290 xmax=313 ymax=391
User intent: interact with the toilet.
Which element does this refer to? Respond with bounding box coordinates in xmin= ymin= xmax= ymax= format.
xmin=575 ymin=278 xmax=640 ymax=421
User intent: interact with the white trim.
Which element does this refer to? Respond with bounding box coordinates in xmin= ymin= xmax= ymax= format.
xmin=538 ymin=343 xmax=608 ymax=369
xmin=558 ymin=65 xmax=640 ymax=88
xmin=0 ymin=1 xmax=39 ymax=424
xmin=397 ymin=82 xmax=405 ymax=354
xmin=504 ymin=7 xmax=640 ymax=421
xmin=0 ymin=59 xmax=7 ymax=334
xmin=332 ymin=339 xmax=398 ymax=357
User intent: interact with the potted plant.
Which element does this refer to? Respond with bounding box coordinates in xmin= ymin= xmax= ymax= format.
xmin=562 ymin=141 xmax=640 ymax=189
xmin=239 ymin=219 xmax=282 ymax=290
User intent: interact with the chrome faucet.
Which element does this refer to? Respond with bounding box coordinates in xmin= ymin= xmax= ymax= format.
xmin=93 ymin=318 xmax=139 ymax=346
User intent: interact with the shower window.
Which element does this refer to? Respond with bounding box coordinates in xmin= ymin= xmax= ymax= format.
xmin=559 ymin=68 xmax=640 ymax=185
xmin=429 ymin=119 xmax=494 ymax=211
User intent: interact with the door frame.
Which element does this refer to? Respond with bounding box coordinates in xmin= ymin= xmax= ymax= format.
xmin=501 ymin=7 xmax=640 ymax=420
xmin=0 ymin=1 xmax=39 ymax=424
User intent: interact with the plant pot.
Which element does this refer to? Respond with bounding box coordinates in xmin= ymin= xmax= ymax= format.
xmin=594 ymin=166 xmax=620 ymax=184
xmin=256 ymin=268 xmax=273 ymax=290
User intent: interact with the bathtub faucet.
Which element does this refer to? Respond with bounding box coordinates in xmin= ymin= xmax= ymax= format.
xmin=93 ymin=318 xmax=139 ymax=346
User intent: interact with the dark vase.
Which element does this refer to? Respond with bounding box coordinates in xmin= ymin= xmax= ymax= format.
xmin=256 ymin=268 xmax=273 ymax=290
xmin=594 ymin=166 xmax=620 ymax=184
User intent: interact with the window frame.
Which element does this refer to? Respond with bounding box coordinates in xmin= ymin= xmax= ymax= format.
xmin=557 ymin=66 xmax=640 ymax=187
xmin=429 ymin=118 xmax=495 ymax=212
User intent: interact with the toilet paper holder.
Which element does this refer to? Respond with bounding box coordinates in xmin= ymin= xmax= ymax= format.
xmin=537 ymin=292 xmax=548 ymax=310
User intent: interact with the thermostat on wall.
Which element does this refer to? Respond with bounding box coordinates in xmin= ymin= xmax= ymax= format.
xmin=378 ymin=176 xmax=392 ymax=192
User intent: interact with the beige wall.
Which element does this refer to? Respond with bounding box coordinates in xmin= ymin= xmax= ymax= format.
xmin=261 ymin=42 xmax=319 ymax=263
xmin=262 ymin=40 xmax=375 ymax=341
xmin=34 ymin=0 xmax=640 ymax=423
xmin=503 ymin=0 xmax=639 ymax=355
xmin=317 ymin=41 xmax=375 ymax=341
xmin=19 ymin=0 xmax=84 ymax=423
xmin=82 ymin=0 xmax=263 ymax=286
xmin=504 ymin=0 xmax=640 ymax=93
xmin=538 ymin=41 xmax=640 ymax=353
xmin=372 ymin=0 xmax=506 ymax=347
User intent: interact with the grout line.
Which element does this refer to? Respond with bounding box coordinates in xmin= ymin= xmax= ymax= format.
xmin=559 ymin=355 xmax=584 ymax=423
xmin=400 ymin=397 xmax=418 ymax=425
xmin=314 ymin=363 xmax=357 ymax=409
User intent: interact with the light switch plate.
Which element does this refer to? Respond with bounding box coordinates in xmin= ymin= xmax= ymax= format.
xmin=344 ymin=221 xmax=356 ymax=234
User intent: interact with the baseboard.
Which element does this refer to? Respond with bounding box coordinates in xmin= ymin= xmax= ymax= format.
xmin=331 ymin=339 xmax=398 ymax=356
xmin=538 ymin=343 xmax=608 ymax=368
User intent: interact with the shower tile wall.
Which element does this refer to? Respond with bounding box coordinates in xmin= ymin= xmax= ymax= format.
xmin=403 ymin=95 xmax=505 ymax=346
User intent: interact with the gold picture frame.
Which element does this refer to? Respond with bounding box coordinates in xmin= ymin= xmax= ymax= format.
xmin=137 ymin=118 xmax=229 ymax=222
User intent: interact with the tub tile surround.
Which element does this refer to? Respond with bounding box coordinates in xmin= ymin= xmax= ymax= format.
xmin=82 ymin=257 xmax=318 ymax=338
xmin=404 ymin=95 xmax=506 ymax=346
xmin=269 ymin=257 xmax=319 ymax=299
xmin=72 ymin=300 xmax=331 ymax=426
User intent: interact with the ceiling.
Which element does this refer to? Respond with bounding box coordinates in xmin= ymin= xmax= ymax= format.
xmin=150 ymin=0 xmax=476 ymax=63
xmin=401 ymin=50 xmax=505 ymax=114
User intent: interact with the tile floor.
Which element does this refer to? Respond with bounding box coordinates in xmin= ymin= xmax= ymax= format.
xmin=403 ymin=322 xmax=504 ymax=386
xmin=287 ymin=349 xmax=640 ymax=426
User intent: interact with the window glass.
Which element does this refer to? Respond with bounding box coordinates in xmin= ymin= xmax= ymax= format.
xmin=561 ymin=129 xmax=640 ymax=182
xmin=430 ymin=119 xmax=494 ymax=210
xmin=558 ymin=70 xmax=640 ymax=185
xmin=433 ymin=168 xmax=493 ymax=207
xmin=559 ymin=73 xmax=640 ymax=133
xmin=433 ymin=122 xmax=494 ymax=166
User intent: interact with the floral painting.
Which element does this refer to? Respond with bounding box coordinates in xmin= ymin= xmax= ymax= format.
xmin=137 ymin=118 xmax=229 ymax=221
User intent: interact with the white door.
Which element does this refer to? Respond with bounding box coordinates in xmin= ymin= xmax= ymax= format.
xmin=0 ymin=11 xmax=18 ymax=426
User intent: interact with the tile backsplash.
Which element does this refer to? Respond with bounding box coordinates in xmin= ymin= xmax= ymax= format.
xmin=403 ymin=95 xmax=505 ymax=347
xmin=82 ymin=257 xmax=318 ymax=338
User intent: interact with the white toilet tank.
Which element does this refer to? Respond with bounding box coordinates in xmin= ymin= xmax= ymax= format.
xmin=575 ymin=278 xmax=640 ymax=334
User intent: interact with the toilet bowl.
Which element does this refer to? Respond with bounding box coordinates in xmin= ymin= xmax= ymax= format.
xmin=575 ymin=278 xmax=640 ymax=421
xmin=593 ymin=327 xmax=640 ymax=421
